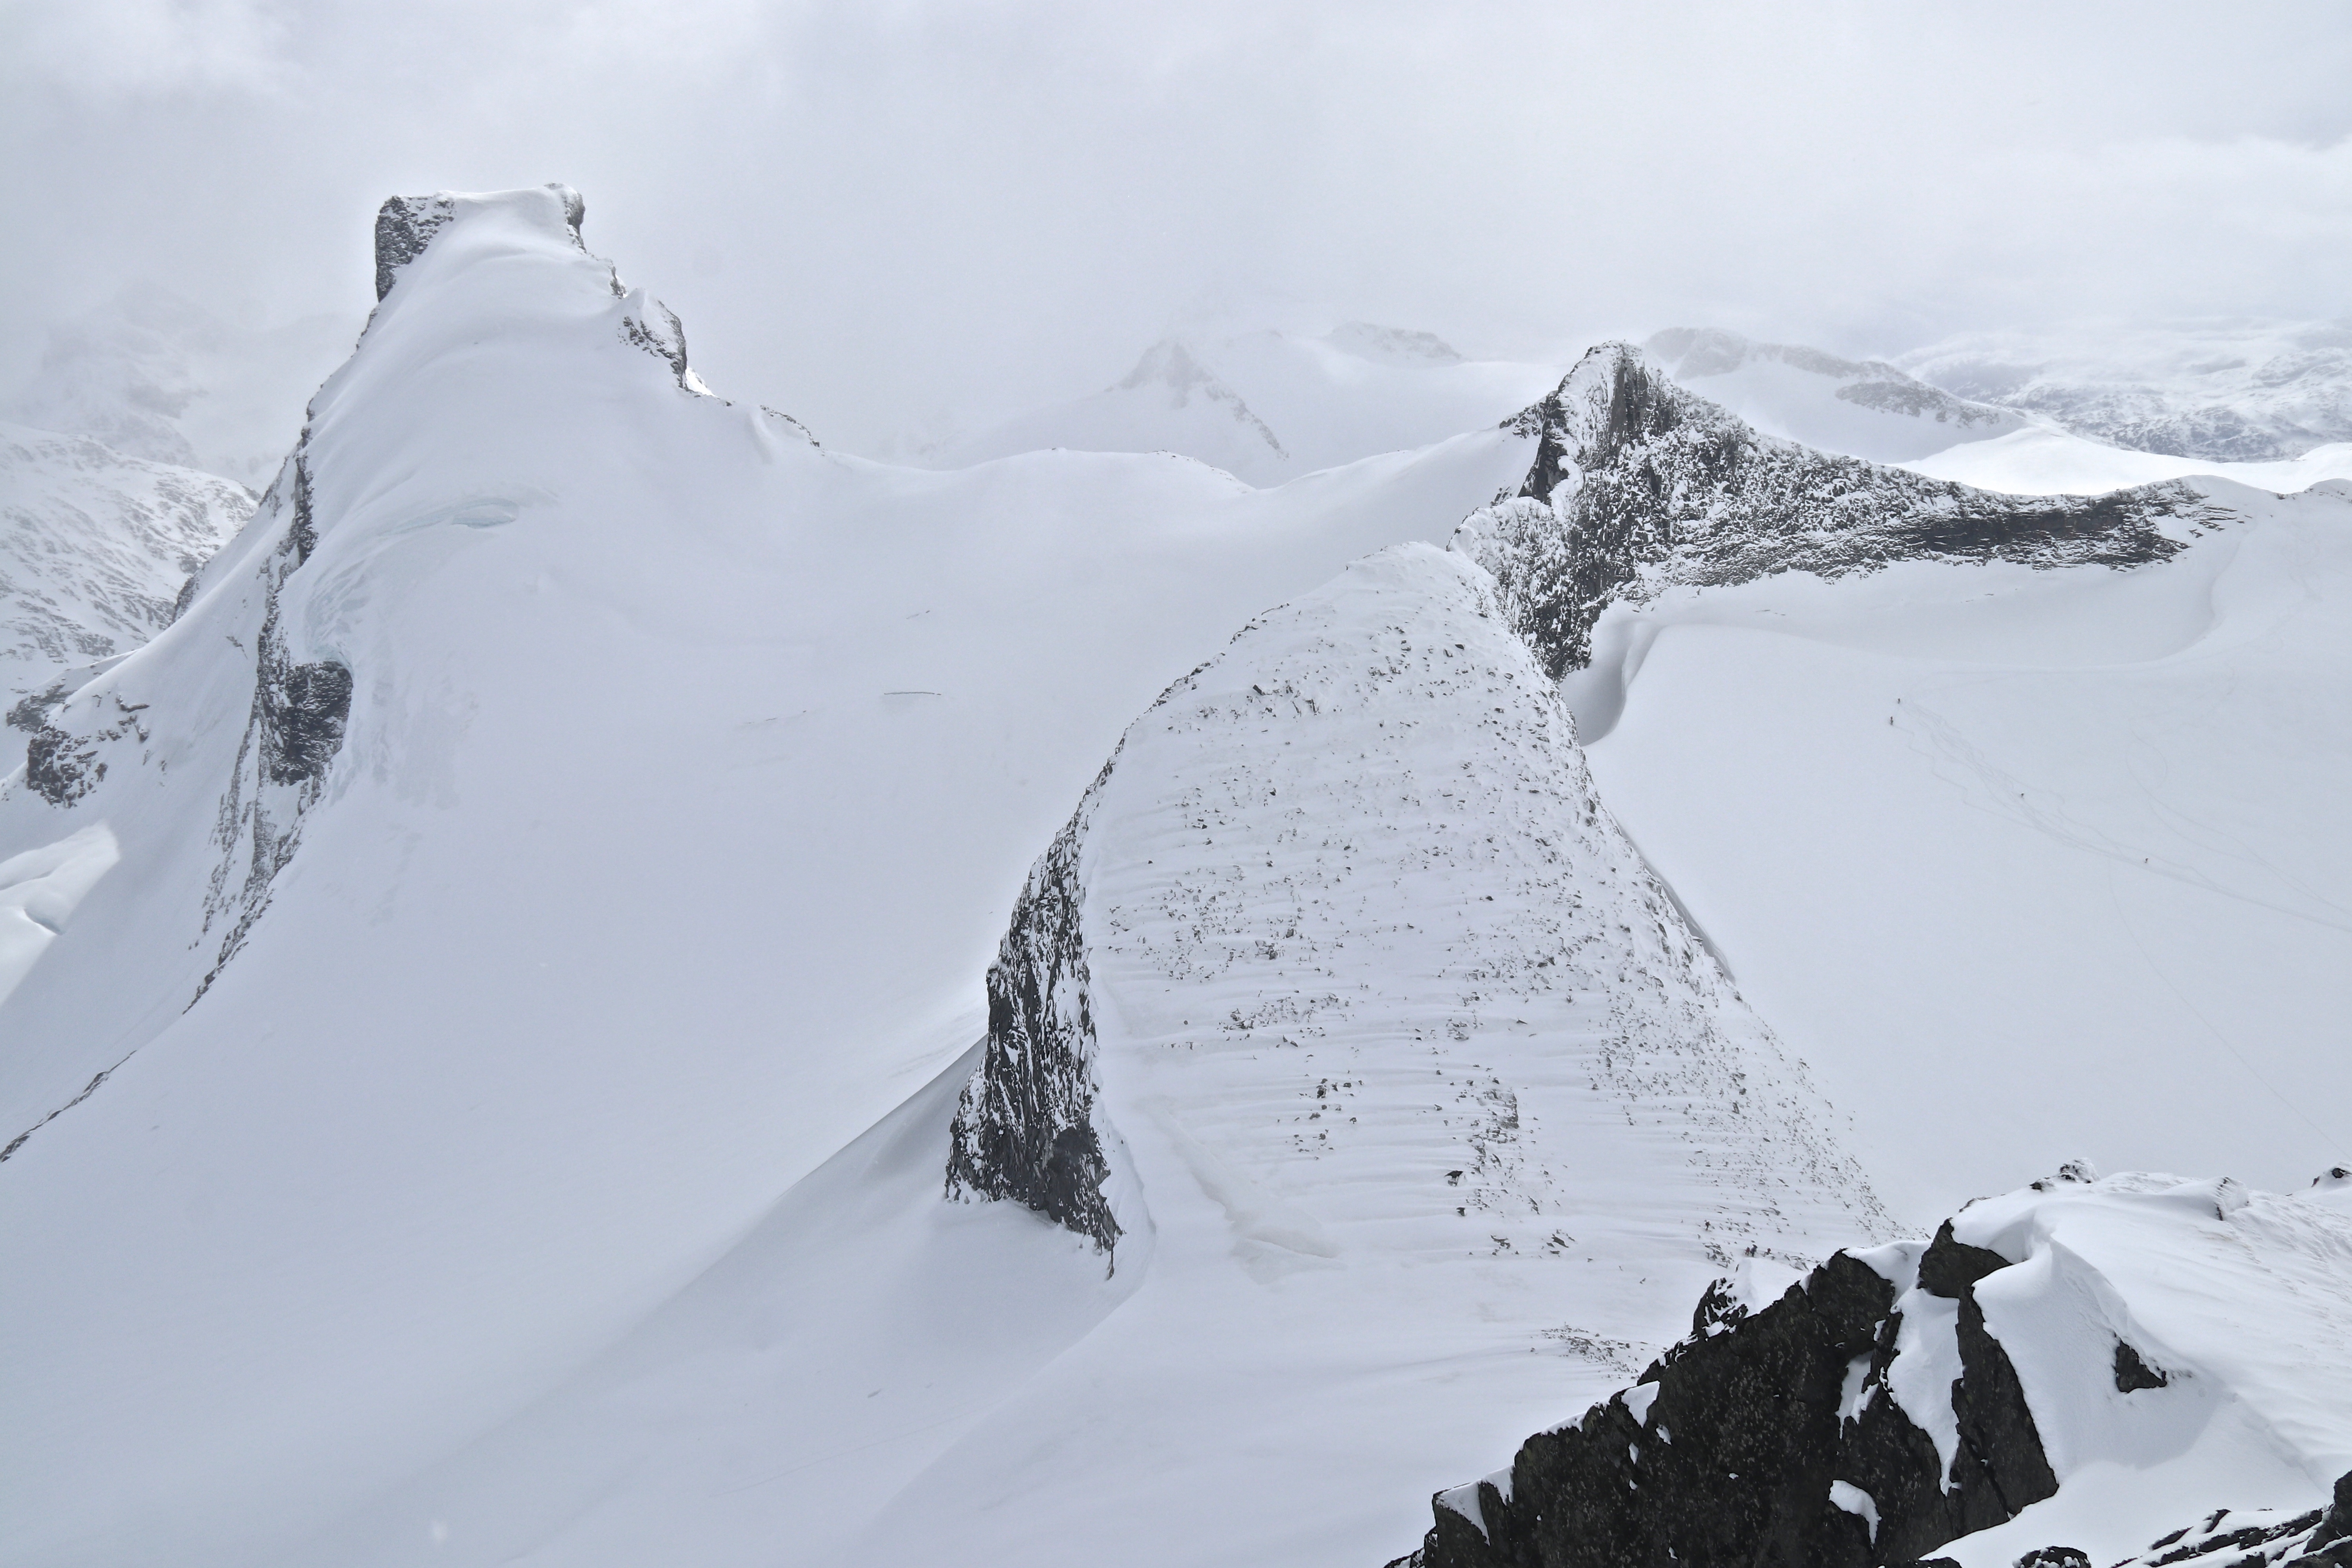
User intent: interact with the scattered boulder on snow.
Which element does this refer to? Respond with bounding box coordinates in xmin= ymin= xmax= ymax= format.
xmin=1454 ymin=343 xmax=2250 ymax=677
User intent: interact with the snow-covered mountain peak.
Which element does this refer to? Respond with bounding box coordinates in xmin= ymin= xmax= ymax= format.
xmin=1112 ymin=337 xmax=1285 ymax=454
xmin=950 ymin=540 xmax=1886 ymax=1283
xmin=943 ymin=328 xmax=1560 ymax=485
xmin=370 ymin=184 xmax=588 ymax=304
xmin=0 ymin=183 xmax=1555 ymax=1564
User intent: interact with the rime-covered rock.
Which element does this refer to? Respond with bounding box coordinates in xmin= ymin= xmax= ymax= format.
xmin=1454 ymin=344 xmax=2245 ymax=677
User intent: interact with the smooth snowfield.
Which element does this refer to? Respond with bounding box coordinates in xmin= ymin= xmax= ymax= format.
xmin=278 ymin=544 xmax=1884 ymax=1568
xmin=1580 ymin=479 xmax=2352 ymax=1222
xmin=0 ymin=190 xmax=1532 ymax=1566
xmin=1905 ymin=425 xmax=2352 ymax=497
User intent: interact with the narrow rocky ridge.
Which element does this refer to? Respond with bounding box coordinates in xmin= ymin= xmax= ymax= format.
xmin=1455 ymin=344 xmax=2245 ymax=677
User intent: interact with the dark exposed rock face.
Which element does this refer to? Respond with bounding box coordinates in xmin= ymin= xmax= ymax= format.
xmin=620 ymin=303 xmax=694 ymax=389
xmin=18 ymin=692 xmax=145 ymax=806
xmin=195 ymin=432 xmax=352 ymax=1000
xmin=1405 ymin=1237 xmax=2058 ymax=1568
xmin=374 ymin=194 xmax=456 ymax=301
xmin=2015 ymin=1549 xmax=2091 ymax=1568
xmin=945 ymin=757 xmax=1123 ymax=1259
xmin=2114 ymin=1342 xmax=2170 ymax=1392
xmin=1917 ymin=1220 xmax=2011 ymax=1298
xmin=1456 ymin=345 xmax=2244 ymax=678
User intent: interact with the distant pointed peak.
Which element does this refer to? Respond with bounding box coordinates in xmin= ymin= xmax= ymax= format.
xmin=1111 ymin=339 xmax=1285 ymax=457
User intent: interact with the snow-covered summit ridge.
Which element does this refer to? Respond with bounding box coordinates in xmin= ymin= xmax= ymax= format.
xmin=1455 ymin=343 xmax=2254 ymax=678
xmin=1406 ymin=1165 xmax=2352 ymax=1568
xmin=949 ymin=541 xmax=1886 ymax=1277
xmin=372 ymin=184 xmax=584 ymax=303
xmin=0 ymin=182 xmax=818 ymax=1152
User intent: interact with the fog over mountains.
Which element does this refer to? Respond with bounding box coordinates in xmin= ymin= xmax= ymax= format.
xmin=2 ymin=175 xmax=2349 ymax=1568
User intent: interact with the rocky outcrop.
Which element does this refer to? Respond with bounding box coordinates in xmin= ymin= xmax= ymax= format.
xmin=1401 ymin=1221 xmax=2059 ymax=1568
xmin=1455 ymin=345 xmax=2241 ymax=677
xmin=374 ymin=184 xmax=585 ymax=302
xmin=945 ymin=756 xmax=1124 ymax=1258
xmin=194 ymin=433 xmax=351 ymax=999
xmin=2090 ymin=1472 xmax=2352 ymax=1568
xmin=374 ymin=194 xmax=456 ymax=301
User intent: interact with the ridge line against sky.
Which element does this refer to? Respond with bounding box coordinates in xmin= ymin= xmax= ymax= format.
xmin=4 ymin=0 xmax=2349 ymax=457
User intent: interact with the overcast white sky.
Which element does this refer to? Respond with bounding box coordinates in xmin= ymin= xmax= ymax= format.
xmin=4 ymin=0 xmax=2349 ymax=454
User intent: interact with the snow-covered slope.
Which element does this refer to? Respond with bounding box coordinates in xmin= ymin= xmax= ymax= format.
xmin=268 ymin=542 xmax=1884 ymax=1568
xmin=1405 ymin=1166 xmax=2352 ymax=1568
xmin=1900 ymin=321 xmax=2352 ymax=463
xmin=1646 ymin=327 xmax=2026 ymax=462
xmin=1563 ymin=480 xmax=2352 ymax=1221
xmin=0 ymin=422 xmax=249 ymax=698
xmin=947 ymin=326 xmax=1563 ymax=485
xmin=1903 ymin=426 xmax=2352 ymax=498
xmin=0 ymin=187 xmax=1542 ymax=1567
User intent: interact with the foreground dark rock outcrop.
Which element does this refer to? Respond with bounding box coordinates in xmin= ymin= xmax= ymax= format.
xmin=1401 ymin=1231 xmax=2053 ymax=1568
xmin=1454 ymin=344 xmax=2245 ymax=677
xmin=1396 ymin=1168 xmax=2352 ymax=1568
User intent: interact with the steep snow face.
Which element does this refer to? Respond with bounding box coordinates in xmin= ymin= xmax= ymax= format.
xmin=0 ymin=422 xmax=250 ymax=697
xmin=1409 ymin=1168 xmax=2352 ymax=1568
xmin=1899 ymin=321 xmax=2352 ymax=463
xmin=0 ymin=189 xmax=1540 ymax=1567
xmin=1455 ymin=343 xmax=2249 ymax=680
xmin=1646 ymin=327 xmax=2026 ymax=463
xmin=947 ymin=328 xmax=1562 ymax=485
